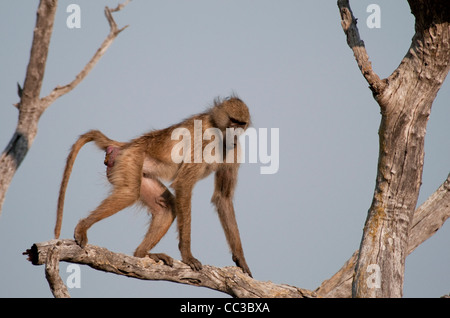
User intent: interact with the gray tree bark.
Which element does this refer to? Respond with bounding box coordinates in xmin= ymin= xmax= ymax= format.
xmin=0 ymin=0 xmax=57 ymax=214
xmin=25 ymin=239 xmax=318 ymax=298
xmin=0 ymin=0 xmax=129 ymax=215
xmin=9 ymin=0 xmax=450 ymax=298
xmin=316 ymin=173 xmax=450 ymax=297
xmin=337 ymin=0 xmax=450 ymax=297
xmin=26 ymin=177 xmax=450 ymax=300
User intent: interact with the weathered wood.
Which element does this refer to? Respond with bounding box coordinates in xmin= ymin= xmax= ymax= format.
xmin=45 ymin=243 xmax=70 ymax=298
xmin=25 ymin=239 xmax=318 ymax=298
xmin=0 ymin=1 xmax=129 ymax=215
xmin=337 ymin=0 xmax=450 ymax=298
xmin=0 ymin=0 xmax=57 ymax=213
xmin=316 ymin=173 xmax=450 ymax=297
xmin=40 ymin=4 xmax=129 ymax=108
xmin=407 ymin=173 xmax=450 ymax=254
xmin=337 ymin=0 xmax=386 ymax=95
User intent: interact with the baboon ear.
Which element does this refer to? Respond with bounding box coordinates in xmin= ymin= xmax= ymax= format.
xmin=211 ymin=105 xmax=229 ymax=130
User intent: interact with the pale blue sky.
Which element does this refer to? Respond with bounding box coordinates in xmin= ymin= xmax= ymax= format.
xmin=0 ymin=1 xmax=448 ymax=297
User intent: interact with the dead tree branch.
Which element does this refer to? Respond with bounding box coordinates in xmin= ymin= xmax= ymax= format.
xmin=40 ymin=3 xmax=130 ymax=108
xmin=337 ymin=0 xmax=386 ymax=96
xmin=24 ymin=239 xmax=318 ymax=298
xmin=45 ymin=243 xmax=70 ymax=298
xmin=337 ymin=0 xmax=450 ymax=297
xmin=0 ymin=0 xmax=129 ymax=215
xmin=316 ymin=173 xmax=450 ymax=297
xmin=27 ymin=170 xmax=449 ymax=299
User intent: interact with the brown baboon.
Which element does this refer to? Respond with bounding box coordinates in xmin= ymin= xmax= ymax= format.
xmin=54 ymin=96 xmax=252 ymax=277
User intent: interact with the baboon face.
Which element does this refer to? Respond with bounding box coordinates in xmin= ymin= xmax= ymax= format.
xmin=211 ymin=97 xmax=250 ymax=132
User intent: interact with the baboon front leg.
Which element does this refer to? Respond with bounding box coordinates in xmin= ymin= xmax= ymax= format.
xmin=174 ymin=185 xmax=203 ymax=271
xmin=134 ymin=177 xmax=176 ymax=266
xmin=213 ymin=195 xmax=252 ymax=277
xmin=212 ymin=167 xmax=252 ymax=277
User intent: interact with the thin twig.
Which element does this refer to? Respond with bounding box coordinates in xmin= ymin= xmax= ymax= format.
xmin=337 ymin=0 xmax=386 ymax=96
xmin=110 ymin=0 xmax=131 ymax=13
xmin=40 ymin=1 xmax=130 ymax=108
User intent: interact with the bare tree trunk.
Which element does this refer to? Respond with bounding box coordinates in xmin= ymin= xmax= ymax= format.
xmin=338 ymin=0 xmax=450 ymax=297
xmin=28 ymin=176 xmax=450 ymax=300
xmin=21 ymin=1 xmax=449 ymax=298
xmin=316 ymin=173 xmax=450 ymax=297
xmin=0 ymin=0 xmax=57 ymax=213
xmin=27 ymin=175 xmax=450 ymax=299
xmin=0 ymin=0 xmax=129 ymax=215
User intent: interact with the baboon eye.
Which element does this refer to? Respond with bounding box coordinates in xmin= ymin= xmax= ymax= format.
xmin=229 ymin=117 xmax=247 ymax=127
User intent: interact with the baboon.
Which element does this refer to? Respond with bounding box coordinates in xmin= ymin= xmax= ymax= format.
xmin=54 ymin=96 xmax=252 ymax=277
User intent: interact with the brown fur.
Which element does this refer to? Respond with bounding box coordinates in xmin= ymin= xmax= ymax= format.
xmin=54 ymin=97 xmax=252 ymax=276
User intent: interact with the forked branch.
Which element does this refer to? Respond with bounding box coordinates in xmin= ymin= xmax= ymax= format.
xmin=25 ymin=239 xmax=318 ymax=298
xmin=40 ymin=2 xmax=130 ymax=108
xmin=316 ymin=173 xmax=450 ymax=297
xmin=337 ymin=0 xmax=386 ymax=96
xmin=0 ymin=0 xmax=130 ymax=215
xmin=28 ymin=168 xmax=450 ymax=298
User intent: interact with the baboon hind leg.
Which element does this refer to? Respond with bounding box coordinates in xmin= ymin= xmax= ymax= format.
xmin=134 ymin=176 xmax=176 ymax=266
xmin=75 ymin=146 xmax=143 ymax=248
xmin=74 ymin=190 xmax=139 ymax=248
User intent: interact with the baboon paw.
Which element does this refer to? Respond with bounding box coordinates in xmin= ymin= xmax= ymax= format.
xmin=233 ymin=256 xmax=253 ymax=277
xmin=183 ymin=256 xmax=203 ymax=271
xmin=74 ymin=230 xmax=88 ymax=248
xmin=239 ymin=264 xmax=253 ymax=278
xmin=148 ymin=253 xmax=173 ymax=267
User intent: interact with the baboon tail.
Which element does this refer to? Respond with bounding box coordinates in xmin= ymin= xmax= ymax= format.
xmin=54 ymin=130 xmax=125 ymax=239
